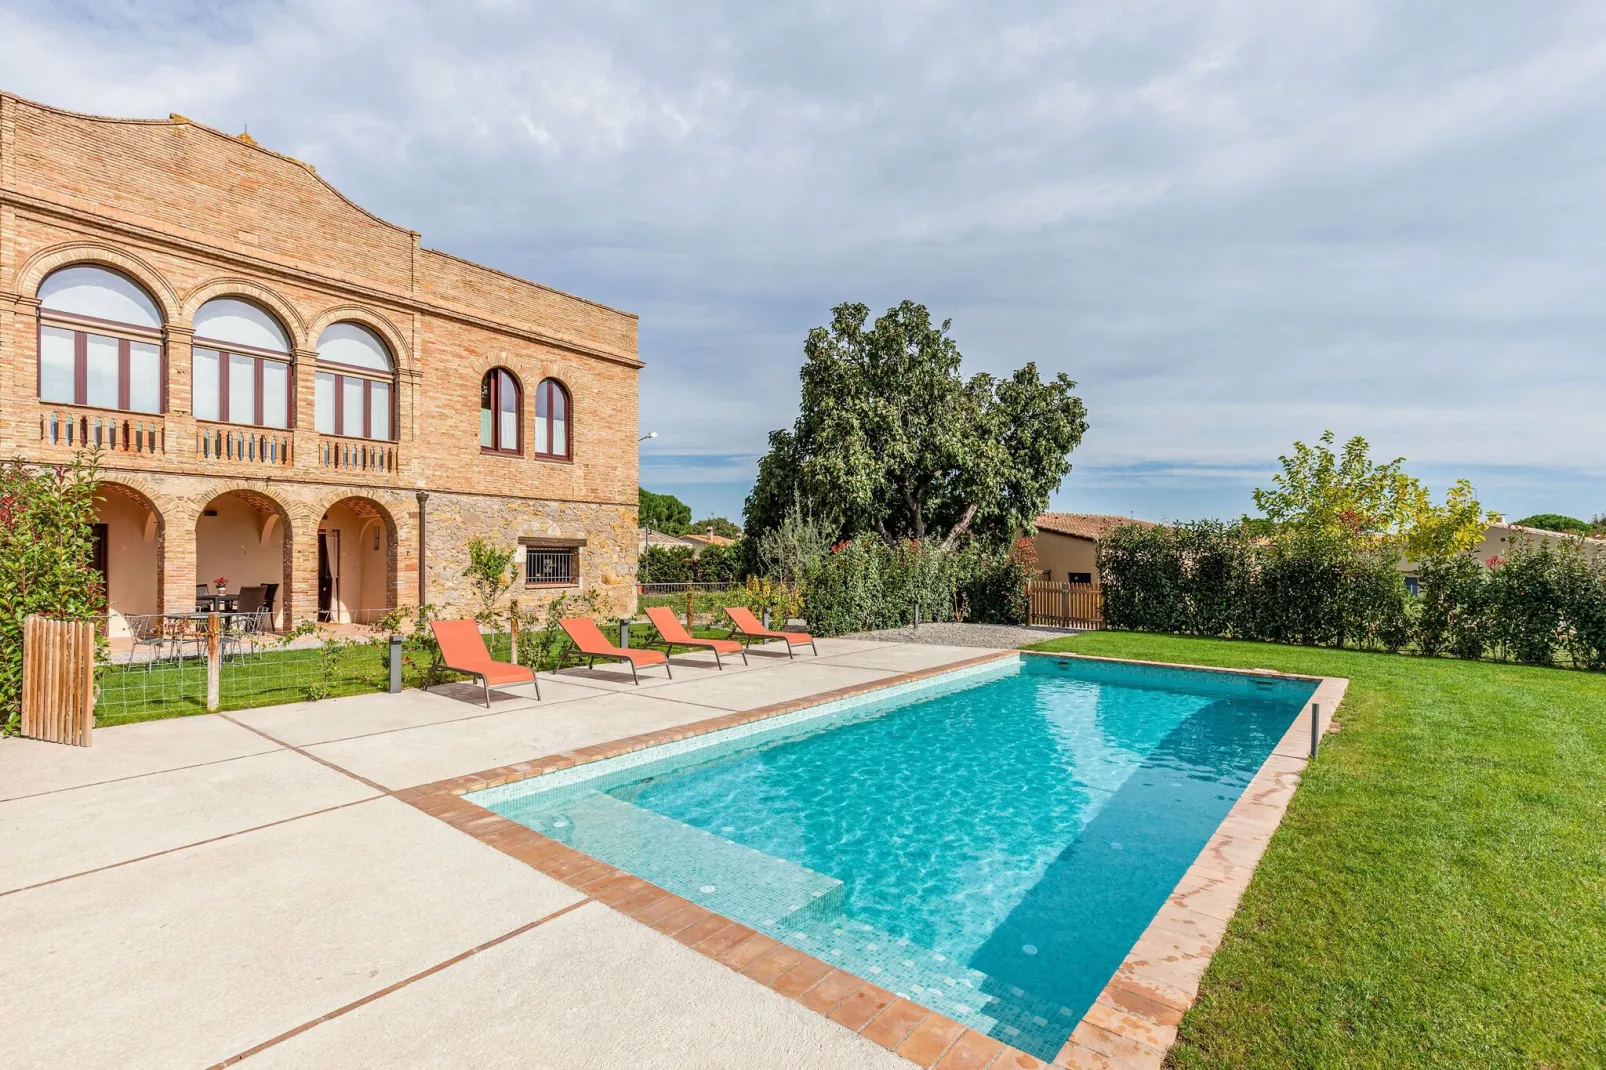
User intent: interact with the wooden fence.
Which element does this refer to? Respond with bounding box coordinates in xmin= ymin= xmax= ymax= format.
xmin=1027 ymin=582 xmax=1104 ymax=629
xmin=21 ymin=615 xmax=96 ymax=746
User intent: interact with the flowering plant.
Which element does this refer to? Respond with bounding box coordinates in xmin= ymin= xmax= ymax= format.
xmin=214 ymin=576 xmax=229 ymax=591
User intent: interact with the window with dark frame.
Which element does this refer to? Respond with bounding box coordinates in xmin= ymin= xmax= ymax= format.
xmin=313 ymin=322 xmax=396 ymax=441
xmin=36 ymin=265 xmax=167 ymax=415
xmin=523 ymin=545 xmax=579 ymax=586
xmin=532 ymin=377 xmax=571 ymax=459
xmin=315 ymin=371 xmax=393 ymax=439
xmin=1067 ymin=572 xmax=1093 ymax=584
xmin=192 ymin=344 xmax=291 ymax=429
xmin=39 ymin=323 xmax=165 ymax=414
xmin=481 ymin=368 xmax=521 ymax=454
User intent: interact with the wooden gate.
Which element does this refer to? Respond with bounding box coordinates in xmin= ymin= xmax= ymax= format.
xmin=1027 ymin=582 xmax=1103 ymax=629
xmin=21 ymin=615 xmax=95 ymax=746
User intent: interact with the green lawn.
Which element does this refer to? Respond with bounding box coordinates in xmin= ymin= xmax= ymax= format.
xmin=1026 ymin=632 xmax=1606 ymax=1070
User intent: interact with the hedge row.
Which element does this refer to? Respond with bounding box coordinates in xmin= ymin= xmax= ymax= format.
xmin=638 ymin=543 xmax=743 ymax=585
xmin=799 ymin=538 xmax=1029 ymax=636
xmin=1099 ymin=520 xmax=1606 ymax=669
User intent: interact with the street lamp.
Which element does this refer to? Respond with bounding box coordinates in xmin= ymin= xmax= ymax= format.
xmin=639 ymin=431 xmax=658 ymax=442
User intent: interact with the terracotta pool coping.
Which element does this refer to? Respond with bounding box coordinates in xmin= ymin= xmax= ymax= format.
xmin=398 ymin=651 xmax=1347 ymax=1070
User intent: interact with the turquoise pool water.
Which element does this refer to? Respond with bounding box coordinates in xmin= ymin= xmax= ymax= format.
xmin=471 ymin=655 xmax=1316 ymax=1059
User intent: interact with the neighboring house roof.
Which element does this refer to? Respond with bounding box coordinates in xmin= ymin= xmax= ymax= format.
xmin=1494 ymin=522 xmax=1606 ymax=547
xmin=640 ymin=528 xmax=695 ymax=548
xmin=1033 ymin=513 xmax=1157 ymax=541
xmin=682 ymin=531 xmax=738 ymax=548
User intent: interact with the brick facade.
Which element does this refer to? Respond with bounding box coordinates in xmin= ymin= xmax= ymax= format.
xmin=0 ymin=91 xmax=641 ymax=626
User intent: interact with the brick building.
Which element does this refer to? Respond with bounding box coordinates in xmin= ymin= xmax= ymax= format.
xmin=0 ymin=92 xmax=641 ymax=631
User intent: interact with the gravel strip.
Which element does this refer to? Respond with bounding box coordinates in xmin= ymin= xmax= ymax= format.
xmin=844 ymin=621 xmax=1084 ymax=648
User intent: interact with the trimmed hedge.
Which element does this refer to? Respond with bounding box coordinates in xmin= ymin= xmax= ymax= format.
xmin=1099 ymin=521 xmax=1606 ymax=669
xmin=639 ymin=543 xmax=743 ymax=585
xmin=799 ymin=538 xmax=1029 ymax=636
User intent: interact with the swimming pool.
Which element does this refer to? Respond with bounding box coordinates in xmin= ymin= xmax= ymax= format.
xmin=470 ymin=654 xmax=1316 ymax=1059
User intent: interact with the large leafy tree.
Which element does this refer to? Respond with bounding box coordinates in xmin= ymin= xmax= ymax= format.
xmin=1251 ymin=430 xmax=1495 ymax=558
xmin=744 ymin=301 xmax=1088 ymax=548
xmin=690 ymin=516 xmax=742 ymax=539
xmin=638 ymin=487 xmax=692 ymax=535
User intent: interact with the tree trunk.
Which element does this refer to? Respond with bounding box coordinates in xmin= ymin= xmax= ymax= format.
xmin=939 ymin=503 xmax=980 ymax=551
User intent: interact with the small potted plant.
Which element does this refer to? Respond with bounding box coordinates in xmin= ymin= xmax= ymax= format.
xmin=214 ymin=575 xmax=229 ymax=596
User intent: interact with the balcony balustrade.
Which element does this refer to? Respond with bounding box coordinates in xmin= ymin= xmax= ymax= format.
xmin=319 ymin=435 xmax=398 ymax=475
xmin=195 ymin=423 xmax=293 ymax=467
xmin=40 ymin=408 xmax=164 ymax=455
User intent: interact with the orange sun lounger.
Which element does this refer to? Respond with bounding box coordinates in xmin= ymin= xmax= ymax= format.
xmin=644 ymin=605 xmax=747 ymax=669
xmin=724 ymin=605 xmax=818 ymax=658
xmin=429 ymin=619 xmax=540 ymax=707
xmin=558 ymin=617 xmax=671 ymax=684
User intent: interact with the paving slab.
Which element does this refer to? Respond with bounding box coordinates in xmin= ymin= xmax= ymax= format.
xmin=248 ymin=901 xmax=908 ymax=1070
xmin=818 ymin=642 xmax=1006 ymax=672
xmin=0 ymin=714 xmax=277 ymax=801
xmin=0 ymin=748 xmax=379 ymax=892
xmin=231 ymin=675 xmax=606 ymax=746
xmin=0 ymin=797 xmax=583 ymax=1070
xmin=306 ymin=691 xmax=732 ymax=789
xmin=642 ymin=660 xmax=897 ymax=713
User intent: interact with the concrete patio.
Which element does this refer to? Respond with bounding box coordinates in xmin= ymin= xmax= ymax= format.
xmin=0 ymin=637 xmax=1004 ymax=1070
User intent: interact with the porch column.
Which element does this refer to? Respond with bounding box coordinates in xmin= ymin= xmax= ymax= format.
xmin=288 ymin=520 xmax=321 ymax=628
xmin=162 ymin=501 xmax=202 ymax=617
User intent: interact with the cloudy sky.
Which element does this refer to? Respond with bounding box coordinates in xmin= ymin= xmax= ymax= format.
xmin=6 ymin=0 xmax=1605 ymax=525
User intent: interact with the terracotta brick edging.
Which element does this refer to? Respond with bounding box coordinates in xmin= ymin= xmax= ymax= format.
xmin=399 ymin=651 xmax=1348 ymax=1070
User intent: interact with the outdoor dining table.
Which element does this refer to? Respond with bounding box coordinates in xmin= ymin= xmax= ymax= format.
xmin=195 ymin=593 xmax=240 ymax=613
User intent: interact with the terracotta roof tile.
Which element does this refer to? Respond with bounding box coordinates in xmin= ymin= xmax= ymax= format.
xmin=1034 ymin=512 xmax=1157 ymax=541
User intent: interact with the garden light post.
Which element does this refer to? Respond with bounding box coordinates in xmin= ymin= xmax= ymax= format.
xmin=389 ymin=634 xmax=403 ymax=693
xmin=1310 ymin=703 xmax=1321 ymax=758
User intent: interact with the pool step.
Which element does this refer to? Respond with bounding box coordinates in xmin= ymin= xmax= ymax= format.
xmin=529 ymin=791 xmax=844 ymax=924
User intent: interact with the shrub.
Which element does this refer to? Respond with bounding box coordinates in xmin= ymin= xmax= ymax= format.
xmin=693 ymin=543 xmax=743 ymax=583
xmin=1098 ymin=515 xmax=1606 ymax=670
xmin=1 ymin=453 xmax=105 ymax=732
xmin=1098 ymin=524 xmax=1189 ymax=633
xmin=801 ymin=538 xmax=960 ymax=635
xmin=1487 ymin=541 xmax=1565 ymax=666
xmin=957 ymin=541 xmax=1031 ymax=625
xmin=640 ymin=545 xmax=696 ymax=584
xmin=1416 ymin=554 xmax=1488 ymax=659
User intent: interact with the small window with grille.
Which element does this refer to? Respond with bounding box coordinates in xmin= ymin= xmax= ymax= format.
xmin=521 ymin=540 xmax=581 ymax=587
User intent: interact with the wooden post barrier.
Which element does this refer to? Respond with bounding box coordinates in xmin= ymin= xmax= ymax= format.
xmin=20 ymin=615 xmax=95 ymax=746
xmin=509 ymin=599 xmax=521 ymax=665
xmin=206 ymin=612 xmax=221 ymax=712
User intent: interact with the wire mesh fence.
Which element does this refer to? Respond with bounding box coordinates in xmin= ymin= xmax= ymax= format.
xmin=90 ymin=607 xmax=752 ymax=727
xmin=97 ymin=634 xmax=399 ymax=726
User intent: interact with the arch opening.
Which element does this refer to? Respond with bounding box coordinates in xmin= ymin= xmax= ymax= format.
xmin=94 ymin=482 xmax=165 ymax=639
xmin=317 ymin=497 xmax=398 ymax=625
xmin=195 ymin=490 xmax=291 ymax=630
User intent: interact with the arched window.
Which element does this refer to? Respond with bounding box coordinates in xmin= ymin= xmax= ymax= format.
xmin=314 ymin=323 xmax=396 ymax=440
xmin=192 ymin=298 xmax=292 ymax=429
xmin=37 ymin=265 xmax=165 ymax=414
xmin=532 ymin=378 xmax=570 ymax=459
xmin=480 ymin=368 xmax=521 ymax=454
